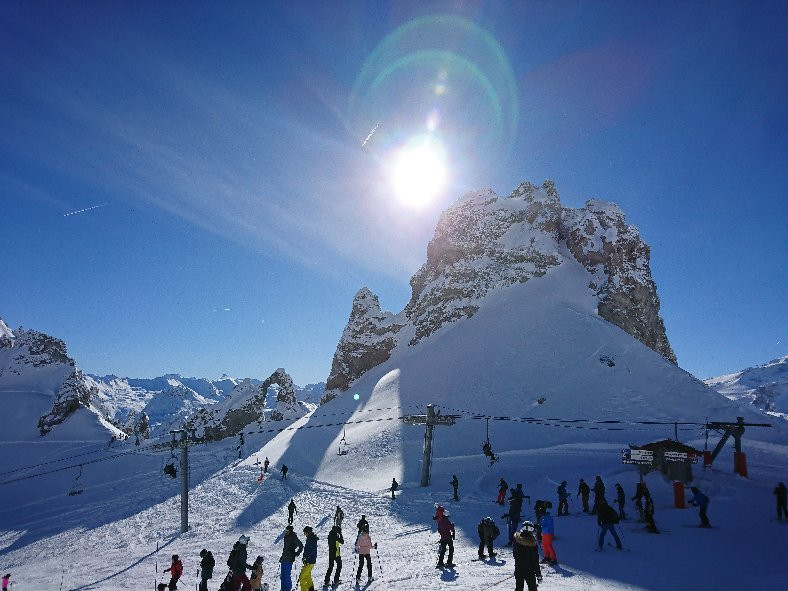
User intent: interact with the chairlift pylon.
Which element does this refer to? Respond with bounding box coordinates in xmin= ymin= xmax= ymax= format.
xmin=68 ymin=464 xmax=84 ymax=496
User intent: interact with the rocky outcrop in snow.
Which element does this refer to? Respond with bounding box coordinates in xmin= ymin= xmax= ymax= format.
xmin=266 ymin=368 xmax=307 ymax=421
xmin=322 ymin=180 xmax=676 ymax=401
xmin=187 ymin=378 xmax=267 ymax=441
xmin=38 ymin=369 xmax=94 ymax=435
xmin=322 ymin=289 xmax=404 ymax=402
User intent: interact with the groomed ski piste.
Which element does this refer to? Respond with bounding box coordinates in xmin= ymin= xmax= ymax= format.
xmin=2 ymin=262 xmax=786 ymax=590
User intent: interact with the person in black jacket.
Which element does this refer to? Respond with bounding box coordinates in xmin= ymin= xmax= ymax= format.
xmin=279 ymin=526 xmax=303 ymax=591
xmin=513 ymin=522 xmax=542 ymax=591
xmin=198 ymin=549 xmax=215 ymax=591
xmin=597 ymin=501 xmax=623 ymax=550
xmin=577 ymin=479 xmax=590 ymax=513
xmin=324 ymin=525 xmax=344 ymax=587
xmin=287 ymin=499 xmax=297 ymax=525
xmin=227 ymin=536 xmax=254 ymax=591
xmin=591 ymin=476 xmax=606 ymax=515
xmin=615 ymin=483 xmax=627 ymax=519
xmin=477 ymin=516 xmax=500 ymax=559
xmin=451 ymin=475 xmax=459 ymax=501
xmin=774 ymin=482 xmax=787 ymax=521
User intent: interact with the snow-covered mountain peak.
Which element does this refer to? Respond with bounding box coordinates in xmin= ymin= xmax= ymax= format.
xmin=706 ymin=355 xmax=788 ymax=419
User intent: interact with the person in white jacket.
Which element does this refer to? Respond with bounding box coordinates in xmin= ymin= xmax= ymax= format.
xmin=354 ymin=526 xmax=376 ymax=584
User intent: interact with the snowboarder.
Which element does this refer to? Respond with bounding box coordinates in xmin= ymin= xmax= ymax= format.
xmin=163 ymin=554 xmax=183 ymax=591
xmin=288 ymin=499 xmax=297 ymax=525
xmin=249 ymin=556 xmax=264 ymax=591
xmin=538 ymin=504 xmax=558 ymax=565
xmin=774 ymin=482 xmax=787 ymax=520
xmin=2 ymin=574 xmax=10 ymax=591
xmin=354 ymin=525 xmax=375 ymax=584
xmin=591 ymin=476 xmax=606 ymax=515
xmin=436 ymin=510 xmax=456 ymax=568
xmin=451 ymin=474 xmax=459 ymax=501
xmin=263 ymin=457 xmax=270 ymax=473
xmin=513 ymin=522 xmax=542 ymax=591
xmin=198 ymin=549 xmax=215 ymax=591
xmin=390 ymin=477 xmax=399 ymax=500
xmin=632 ymin=481 xmax=648 ymax=521
xmin=497 ymin=478 xmax=509 ymax=505
xmin=281 ymin=464 xmax=289 ymax=480
xmin=334 ymin=505 xmax=345 ymax=528
xmin=557 ymin=480 xmax=569 ymax=516
xmin=324 ymin=524 xmax=343 ymax=588
xmin=688 ymin=486 xmax=711 ymax=527
xmin=227 ymin=536 xmax=254 ymax=591
xmin=643 ymin=491 xmax=659 ymax=533
xmin=299 ymin=526 xmax=318 ymax=591
xmin=477 ymin=516 xmax=500 ymax=559
xmin=279 ymin=525 xmax=303 ymax=591
xmin=615 ymin=483 xmax=627 ymax=519
xmin=597 ymin=500 xmax=623 ymax=550
xmin=577 ymin=478 xmax=591 ymax=513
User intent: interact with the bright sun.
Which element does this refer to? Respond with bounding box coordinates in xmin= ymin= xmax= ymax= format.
xmin=388 ymin=136 xmax=448 ymax=209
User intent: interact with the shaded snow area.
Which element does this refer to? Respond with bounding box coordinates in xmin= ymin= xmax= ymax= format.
xmin=706 ymin=356 xmax=788 ymax=420
xmin=1 ymin=265 xmax=786 ymax=590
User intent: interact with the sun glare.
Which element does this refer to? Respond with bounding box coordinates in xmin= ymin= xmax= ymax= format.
xmin=389 ymin=137 xmax=448 ymax=209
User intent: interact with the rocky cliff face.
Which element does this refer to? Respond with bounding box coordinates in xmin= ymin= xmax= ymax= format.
xmin=323 ymin=180 xmax=676 ymax=401
xmin=322 ymin=289 xmax=404 ymax=402
xmin=0 ymin=327 xmax=98 ymax=435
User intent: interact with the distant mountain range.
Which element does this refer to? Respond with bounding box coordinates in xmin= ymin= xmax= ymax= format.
xmin=705 ymin=356 xmax=788 ymax=419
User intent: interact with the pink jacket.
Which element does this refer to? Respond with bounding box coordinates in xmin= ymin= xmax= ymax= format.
xmin=355 ymin=532 xmax=374 ymax=555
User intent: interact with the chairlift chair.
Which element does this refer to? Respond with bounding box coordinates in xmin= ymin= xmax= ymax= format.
xmin=337 ymin=428 xmax=349 ymax=456
xmin=68 ymin=464 xmax=84 ymax=496
xmin=163 ymin=439 xmax=178 ymax=478
xmin=482 ymin=418 xmax=498 ymax=465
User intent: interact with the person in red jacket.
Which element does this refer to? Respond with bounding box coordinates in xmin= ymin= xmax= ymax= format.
xmin=164 ymin=555 xmax=183 ymax=590
xmin=436 ymin=511 xmax=456 ymax=568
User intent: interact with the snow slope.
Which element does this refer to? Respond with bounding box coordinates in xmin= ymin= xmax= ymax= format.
xmin=706 ymin=356 xmax=788 ymax=420
xmin=1 ymin=260 xmax=785 ymax=590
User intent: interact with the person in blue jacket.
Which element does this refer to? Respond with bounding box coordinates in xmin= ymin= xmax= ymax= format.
xmin=298 ymin=526 xmax=318 ymax=591
xmin=538 ymin=505 xmax=558 ymax=565
xmin=688 ymin=487 xmax=711 ymax=527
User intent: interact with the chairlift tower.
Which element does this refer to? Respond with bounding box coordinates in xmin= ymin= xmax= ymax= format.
xmin=170 ymin=428 xmax=194 ymax=533
xmin=402 ymin=404 xmax=459 ymax=487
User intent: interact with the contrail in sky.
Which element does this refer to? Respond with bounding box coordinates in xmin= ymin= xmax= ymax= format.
xmin=361 ymin=122 xmax=381 ymax=147
xmin=63 ymin=203 xmax=108 ymax=217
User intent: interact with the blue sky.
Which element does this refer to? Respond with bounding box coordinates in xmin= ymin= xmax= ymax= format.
xmin=1 ymin=1 xmax=785 ymax=385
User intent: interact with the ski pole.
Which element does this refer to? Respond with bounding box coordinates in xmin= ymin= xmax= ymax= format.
xmin=483 ymin=574 xmax=515 ymax=589
xmin=374 ymin=546 xmax=383 ymax=575
xmin=155 ymin=541 xmax=159 ymax=591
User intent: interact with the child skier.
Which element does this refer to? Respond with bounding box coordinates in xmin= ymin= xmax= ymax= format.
xmin=163 ymin=555 xmax=183 ymax=590
xmin=436 ymin=510 xmax=456 ymax=568
xmin=249 ymin=556 xmax=264 ymax=591
xmin=688 ymin=487 xmax=711 ymax=527
xmin=497 ymin=478 xmax=509 ymax=505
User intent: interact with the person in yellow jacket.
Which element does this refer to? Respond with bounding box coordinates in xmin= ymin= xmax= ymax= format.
xmin=324 ymin=525 xmax=344 ymax=587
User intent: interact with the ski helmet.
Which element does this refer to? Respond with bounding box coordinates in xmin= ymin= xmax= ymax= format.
xmin=443 ymin=510 xmax=450 ymax=517
xmin=521 ymin=521 xmax=536 ymax=532
xmin=239 ymin=535 xmax=250 ymax=545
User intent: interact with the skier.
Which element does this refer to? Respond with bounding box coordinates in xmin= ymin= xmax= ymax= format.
xmin=279 ymin=525 xmax=304 ymax=591
xmin=281 ymin=464 xmax=289 ymax=480
xmin=503 ymin=507 xmax=521 ymax=546
xmin=263 ymin=457 xmax=270 ymax=473
xmin=591 ymin=476 xmax=606 ymax=515
xmin=433 ymin=504 xmax=445 ymax=528
xmin=597 ymin=500 xmax=623 ymax=550
xmin=451 ymin=474 xmax=459 ymax=501
xmin=477 ymin=516 xmax=500 ymax=559
xmin=163 ymin=554 xmax=183 ymax=591
xmin=615 ymin=483 xmax=627 ymax=519
xmin=288 ymin=499 xmax=297 ymax=525
xmin=436 ymin=510 xmax=456 ymax=568
xmin=249 ymin=556 xmax=264 ymax=591
xmin=497 ymin=478 xmax=509 ymax=505
xmin=299 ymin=526 xmax=318 ymax=591
xmin=354 ymin=525 xmax=375 ymax=584
xmin=688 ymin=486 xmax=711 ymax=527
xmin=513 ymin=522 xmax=542 ymax=591
xmin=1 ymin=574 xmax=10 ymax=591
xmin=538 ymin=504 xmax=558 ymax=565
xmin=198 ymin=549 xmax=215 ymax=591
xmin=334 ymin=505 xmax=345 ymax=528
xmin=227 ymin=536 xmax=254 ymax=591
xmin=643 ymin=491 xmax=659 ymax=533
xmin=557 ymin=480 xmax=569 ymax=516
xmin=632 ymin=481 xmax=648 ymax=521
xmin=774 ymin=482 xmax=787 ymax=520
xmin=577 ymin=478 xmax=590 ymax=513
xmin=324 ymin=524 xmax=343 ymax=588
xmin=390 ymin=477 xmax=399 ymax=500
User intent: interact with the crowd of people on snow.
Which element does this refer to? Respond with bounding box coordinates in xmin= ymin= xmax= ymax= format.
xmin=82 ymin=468 xmax=786 ymax=591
